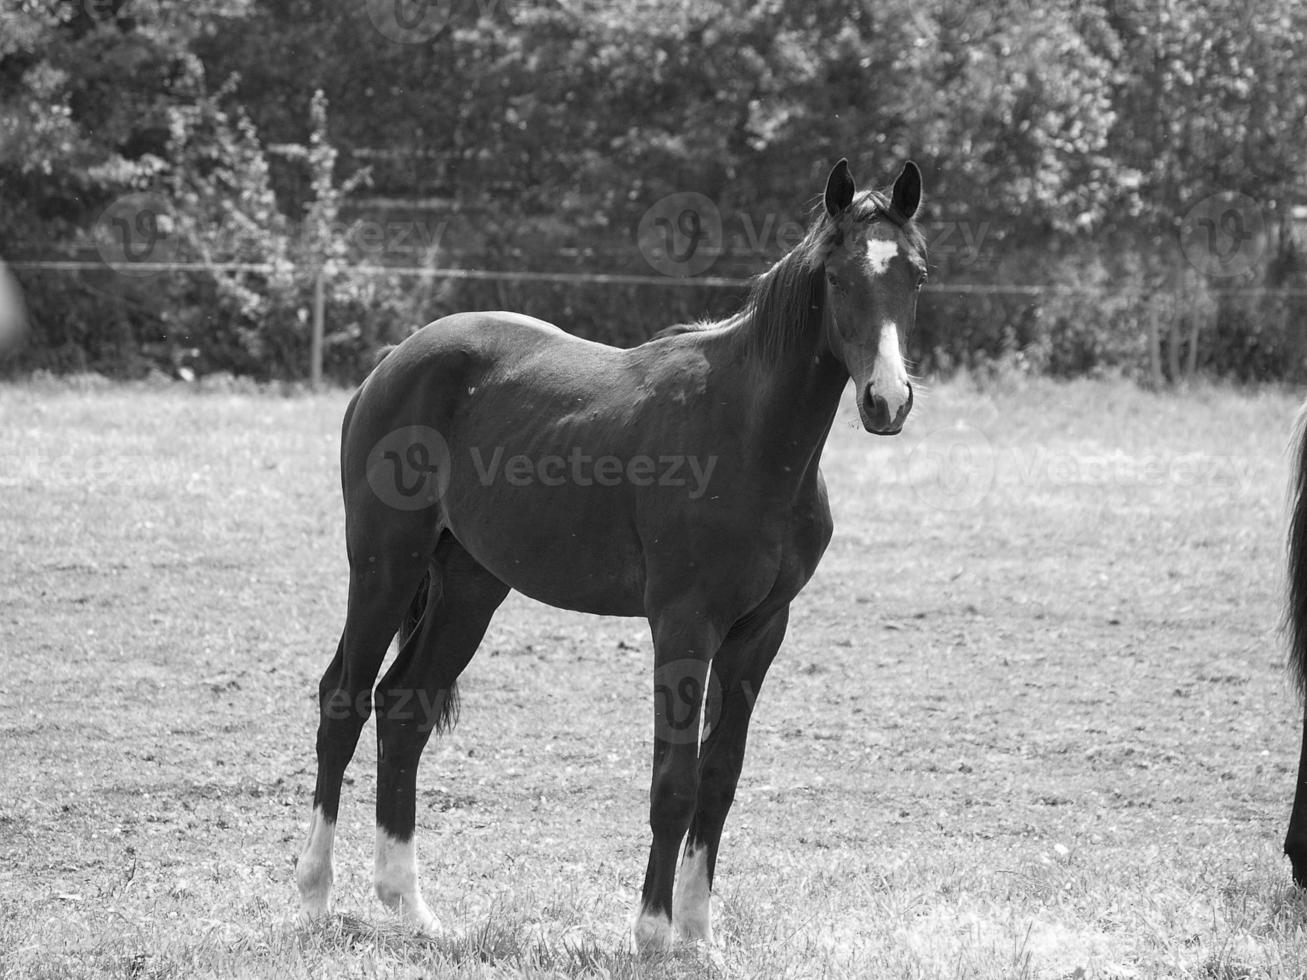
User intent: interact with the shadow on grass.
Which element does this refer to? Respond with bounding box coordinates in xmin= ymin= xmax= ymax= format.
xmin=289 ymin=910 xmax=725 ymax=979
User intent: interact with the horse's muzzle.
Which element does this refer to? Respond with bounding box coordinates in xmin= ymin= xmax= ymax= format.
xmin=862 ymin=382 xmax=913 ymax=435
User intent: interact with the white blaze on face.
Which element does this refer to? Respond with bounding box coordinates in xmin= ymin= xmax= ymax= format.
xmin=672 ymin=842 xmax=713 ymax=943
xmin=374 ymin=829 xmax=439 ymax=933
xmin=868 ymin=319 xmax=910 ymax=419
xmin=296 ymin=805 xmax=336 ymax=919
xmin=865 ymin=237 xmax=899 ymax=276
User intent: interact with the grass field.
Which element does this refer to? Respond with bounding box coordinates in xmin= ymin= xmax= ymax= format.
xmin=2 ymin=373 xmax=1306 ymax=979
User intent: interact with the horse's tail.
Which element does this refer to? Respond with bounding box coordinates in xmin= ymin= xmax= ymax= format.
xmin=1286 ymin=404 xmax=1307 ymax=700
xmin=395 ymin=562 xmax=460 ymax=733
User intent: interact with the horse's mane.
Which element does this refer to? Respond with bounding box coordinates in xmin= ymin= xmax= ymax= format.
xmin=649 ymin=322 xmax=711 ymax=341
xmin=643 ymin=187 xmax=925 ymax=357
xmin=741 ymin=189 xmax=925 ymax=363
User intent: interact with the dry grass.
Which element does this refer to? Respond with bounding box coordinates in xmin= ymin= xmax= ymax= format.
xmin=1 ymin=372 xmax=1304 ymax=978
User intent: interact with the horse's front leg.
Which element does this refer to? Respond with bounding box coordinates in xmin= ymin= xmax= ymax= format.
xmin=632 ymin=604 xmax=725 ymax=954
xmin=1286 ymin=709 xmax=1307 ymax=884
xmin=673 ymin=606 xmax=789 ymax=945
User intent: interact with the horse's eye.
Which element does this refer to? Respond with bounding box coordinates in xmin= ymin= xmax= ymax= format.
xmin=916 ymin=273 xmax=928 ymax=290
xmin=827 ymin=272 xmax=842 ymax=288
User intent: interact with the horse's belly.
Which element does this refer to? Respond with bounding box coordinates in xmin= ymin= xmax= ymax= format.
xmin=444 ymin=485 xmax=647 ymax=616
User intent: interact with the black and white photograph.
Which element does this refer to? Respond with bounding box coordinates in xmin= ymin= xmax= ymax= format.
xmin=2 ymin=1 xmax=1306 ymax=976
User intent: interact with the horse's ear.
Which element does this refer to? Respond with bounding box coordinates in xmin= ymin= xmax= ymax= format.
xmin=891 ymin=161 xmax=922 ymax=219
xmin=824 ymin=158 xmax=855 ymax=217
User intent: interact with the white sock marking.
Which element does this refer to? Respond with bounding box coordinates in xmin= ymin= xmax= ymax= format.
xmin=672 ymin=842 xmax=714 ymax=943
xmin=374 ymin=828 xmax=439 ymax=933
xmin=632 ymin=906 xmax=674 ymax=953
xmin=296 ymin=805 xmax=336 ymax=919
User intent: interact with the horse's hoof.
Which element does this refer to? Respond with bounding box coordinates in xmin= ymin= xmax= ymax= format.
xmin=632 ymin=910 xmax=674 ymax=954
xmin=673 ymin=910 xmax=713 ymax=945
xmin=295 ymin=904 xmax=334 ymax=930
xmin=377 ymin=891 xmax=440 ymax=935
xmin=295 ymin=878 xmax=332 ymax=923
xmin=296 ymin=858 xmax=333 ymax=919
xmin=295 ymin=905 xmax=330 ymax=928
xmin=405 ymin=903 xmax=440 ymax=936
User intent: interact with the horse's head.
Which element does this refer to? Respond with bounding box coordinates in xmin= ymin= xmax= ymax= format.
xmin=819 ymin=158 xmax=925 ymax=435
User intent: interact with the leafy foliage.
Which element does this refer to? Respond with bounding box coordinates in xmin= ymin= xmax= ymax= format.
xmin=2 ymin=0 xmax=1305 ymax=380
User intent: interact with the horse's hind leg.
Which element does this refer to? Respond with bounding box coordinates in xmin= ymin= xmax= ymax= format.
xmin=296 ymin=553 xmax=429 ymax=920
xmin=674 ymin=606 xmax=789 ymax=944
xmin=372 ymin=533 xmax=508 ymax=931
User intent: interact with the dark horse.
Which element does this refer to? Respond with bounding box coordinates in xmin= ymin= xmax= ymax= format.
xmin=295 ymin=159 xmax=927 ymax=950
xmin=1284 ymin=409 xmax=1307 ymax=885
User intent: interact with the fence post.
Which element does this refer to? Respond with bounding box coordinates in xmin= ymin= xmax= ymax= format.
xmin=311 ymin=268 xmax=325 ymax=389
xmin=1147 ymin=298 xmax=1163 ymax=388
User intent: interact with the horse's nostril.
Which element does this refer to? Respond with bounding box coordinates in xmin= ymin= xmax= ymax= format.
xmin=896 ymin=383 xmax=914 ymax=421
xmin=863 ymin=386 xmax=891 ymax=428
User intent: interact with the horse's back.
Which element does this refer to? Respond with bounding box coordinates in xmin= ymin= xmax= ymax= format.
xmin=399 ymin=311 xmax=599 ymax=366
xmin=370 ymin=311 xmax=635 ymax=406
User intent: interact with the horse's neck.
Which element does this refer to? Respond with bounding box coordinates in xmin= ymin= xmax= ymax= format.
xmin=730 ymin=311 xmax=848 ymax=480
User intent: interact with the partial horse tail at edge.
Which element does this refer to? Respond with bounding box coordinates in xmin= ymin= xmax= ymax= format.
xmin=396 ymin=562 xmax=460 ymax=733
xmin=1286 ymin=402 xmax=1307 ymax=701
